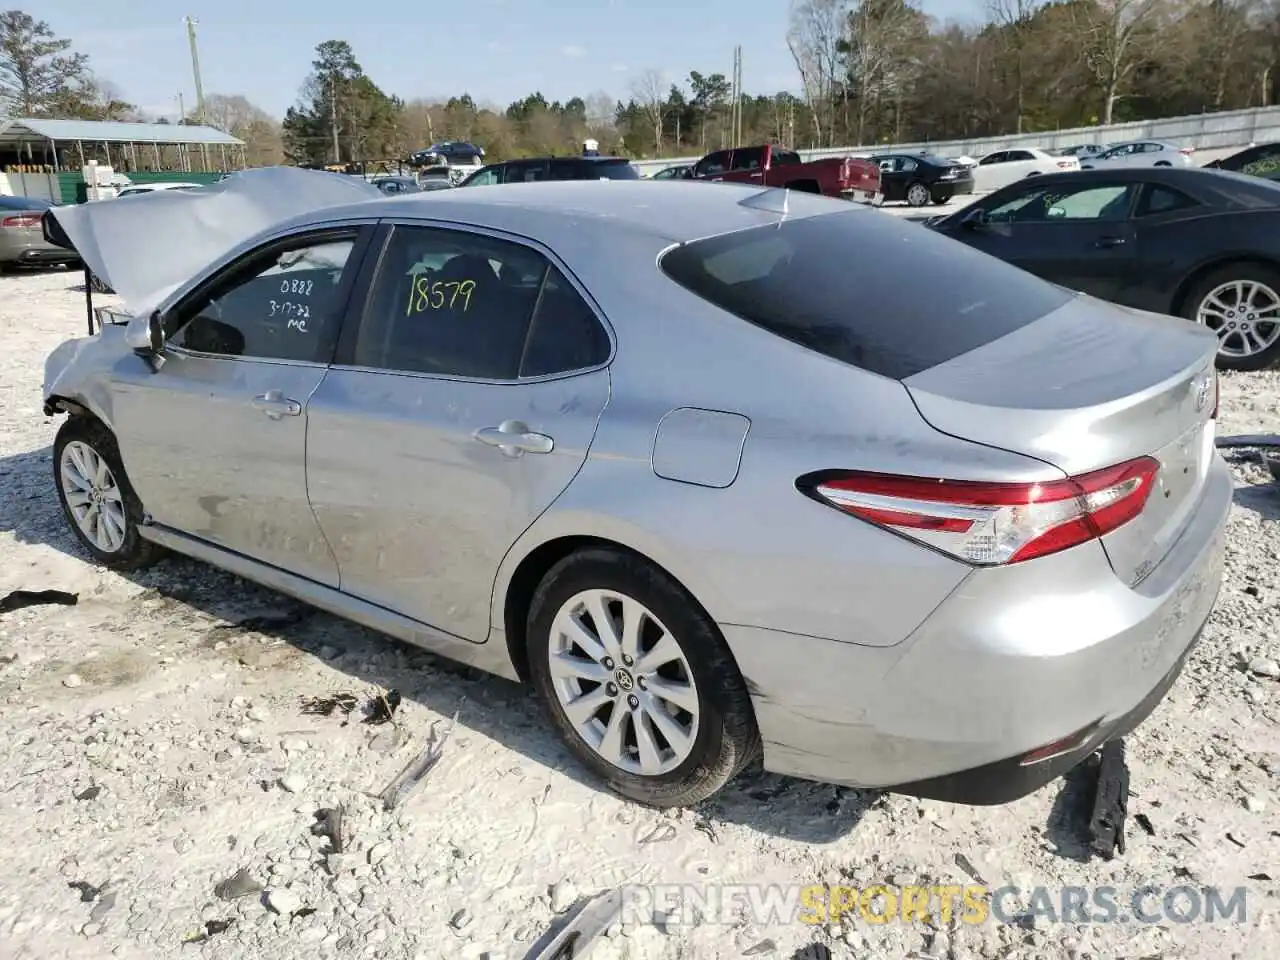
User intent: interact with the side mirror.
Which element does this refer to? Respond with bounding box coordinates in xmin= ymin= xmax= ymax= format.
xmin=960 ymin=207 xmax=989 ymax=230
xmin=126 ymin=309 xmax=166 ymax=354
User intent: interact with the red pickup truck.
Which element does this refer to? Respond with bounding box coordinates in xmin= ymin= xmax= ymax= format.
xmin=685 ymin=143 xmax=882 ymax=203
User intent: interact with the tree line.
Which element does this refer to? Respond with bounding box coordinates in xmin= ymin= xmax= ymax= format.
xmin=3 ymin=2 xmax=1279 ymax=173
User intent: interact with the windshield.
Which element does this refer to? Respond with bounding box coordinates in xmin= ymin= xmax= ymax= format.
xmin=659 ymin=209 xmax=1071 ymax=380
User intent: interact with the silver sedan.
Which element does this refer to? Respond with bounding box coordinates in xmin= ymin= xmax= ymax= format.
xmin=41 ymin=174 xmax=1230 ymax=808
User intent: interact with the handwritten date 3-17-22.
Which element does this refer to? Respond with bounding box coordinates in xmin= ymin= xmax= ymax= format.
xmin=268 ymin=299 xmax=312 ymax=333
xmin=406 ymin=278 xmax=477 ymax=316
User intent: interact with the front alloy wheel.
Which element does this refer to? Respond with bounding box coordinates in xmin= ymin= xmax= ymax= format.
xmin=60 ymin=440 xmax=128 ymax=554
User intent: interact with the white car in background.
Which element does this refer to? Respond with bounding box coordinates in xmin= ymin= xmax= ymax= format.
xmin=1079 ymin=140 xmax=1195 ymax=170
xmin=972 ymin=147 xmax=1080 ymax=191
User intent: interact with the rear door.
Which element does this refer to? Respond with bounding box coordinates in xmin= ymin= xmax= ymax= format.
xmin=305 ymin=222 xmax=612 ymax=642
xmin=692 ymin=150 xmax=731 ymax=181
xmin=873 ymin=156 xmax=907 ymax=202
xmin=957 ymin=179 xmax=1140 ymax=302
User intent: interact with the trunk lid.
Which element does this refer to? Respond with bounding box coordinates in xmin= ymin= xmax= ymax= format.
xmin=902 ymin=295 xmax=1219 ymax=586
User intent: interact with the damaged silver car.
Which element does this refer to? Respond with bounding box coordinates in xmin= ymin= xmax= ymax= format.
xmin=41 ymin=168 xmax=1230 ymax=808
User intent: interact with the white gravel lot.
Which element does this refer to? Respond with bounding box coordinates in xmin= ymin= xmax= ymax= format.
xmin=0 ymin=268 xmax=1278 ymax=960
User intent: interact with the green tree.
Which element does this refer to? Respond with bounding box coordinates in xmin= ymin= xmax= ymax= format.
xmin=281 ymin=40 xmax=401 ymax=166
xmin=0 ymin=9 xmax=91 ymax=116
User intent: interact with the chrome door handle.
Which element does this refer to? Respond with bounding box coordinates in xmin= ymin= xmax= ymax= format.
xmin=473 ymin=420 xmax=554 ymax=456
xmin=252 ymin=390 xmax=302 ymax=419
xmin=1095 ymin=236 xmax=1126 ymax=248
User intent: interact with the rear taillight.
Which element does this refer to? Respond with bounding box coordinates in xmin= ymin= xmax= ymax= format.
xmin=1180 ymin=147 xmax=1194 ymax=155
xmin=801 ymin=457 xmax=1160 ymax=565
xmin=1 ymin=214 xmax=40 ymax=228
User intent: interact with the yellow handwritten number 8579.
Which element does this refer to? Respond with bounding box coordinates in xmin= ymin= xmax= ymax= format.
xmin=406 ymin=277 xmax=476 ymax=316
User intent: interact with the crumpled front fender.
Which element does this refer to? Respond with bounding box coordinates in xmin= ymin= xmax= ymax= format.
xmin=42 ymin=327 xmax=130 ymax=429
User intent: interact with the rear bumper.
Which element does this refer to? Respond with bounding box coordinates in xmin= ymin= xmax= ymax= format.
xmin=841 ymin=188 xmax=883 ymax=205
xmin=725 ymin=454 xmax=1231 ymax=804
xmin=934 ymin=179 xmax=974 ymax=198
xmin=0 ymin=238 xmax=78 ymax=266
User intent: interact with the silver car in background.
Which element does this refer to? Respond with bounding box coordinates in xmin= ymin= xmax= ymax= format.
xmin=41 ymin=178 xmax=1229 ymax=808
xmin=1080 ymin=140 xmax=1196 ymax=169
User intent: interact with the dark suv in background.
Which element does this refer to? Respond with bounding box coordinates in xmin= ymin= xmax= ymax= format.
xmin=458 ymin=155 xmax=641 ymax=186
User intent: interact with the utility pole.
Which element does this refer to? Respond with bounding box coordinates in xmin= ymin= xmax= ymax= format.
xmin=183 ymin=16 xmax=205 ymax=124
xmin=177 ymin=92 xmax=185 ymax=123
xmin=729 ymin=46 xmax=743 ymax=147
xmin=329 ymin=75 xmax=341 ymax=164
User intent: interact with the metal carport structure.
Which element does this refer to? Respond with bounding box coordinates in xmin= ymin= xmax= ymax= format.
xmin=0 ymin=118 xmax=245 ymax=173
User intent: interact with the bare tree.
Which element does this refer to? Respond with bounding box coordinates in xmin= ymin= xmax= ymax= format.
xmin=631 ymin=69 xmax=667 ymax=153
xmin=844 ymin=0 xmax=930 ymax=143
xmin=988 ymin=0 xmax=1044 ymax=132
xmin=1077 ymin=0 xmax=1164 ymax=124
xmin=203 ymin=93 xmax=283 ymax=165
xmin=787 ymin=0 xmax=847 ymax=146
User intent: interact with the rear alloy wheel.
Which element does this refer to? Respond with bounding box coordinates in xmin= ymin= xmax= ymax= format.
xmin=527 ymin=548 xmax=760 ymax=807
xmin=1186 ymin=266 xmax=1280 ymax=371
xmin=906 ymin=182 xmax=930 ymax=207
xmin=53 ymin=416 xmax=165 ymax=570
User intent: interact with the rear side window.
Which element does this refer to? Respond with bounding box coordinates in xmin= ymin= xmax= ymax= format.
xmin=658 ymin=211 xmax=1072 ymax=380
xmin=520 ymin=267 xmax=611 ymax=377
xmin=773 ymin=150 xmax=803 ymax=166
xmin=594 ymin=161 xmax=639 ymax=180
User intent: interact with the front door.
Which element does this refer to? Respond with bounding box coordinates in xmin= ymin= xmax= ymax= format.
xmin=110 ymin=227 xmax=372 ymax=585
xmin=306 ymin=222 xmax=613 ymax=642
xmin=874 ymin=156 xmax=910 ymax=203
xmin=957 ymin=180 xmax=1140 ymax=303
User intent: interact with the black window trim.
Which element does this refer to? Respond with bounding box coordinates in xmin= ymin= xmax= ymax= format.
xmin=329 ymin=218 xmax=616 ymax=384
xmin=161 ymin=220 xmax=381 ymax=368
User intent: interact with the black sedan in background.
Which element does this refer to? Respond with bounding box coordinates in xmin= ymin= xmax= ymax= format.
xmin=927 ymin=167 xmax=1280 ymax=370
xmin=868 ymin=152 xmax=975 ymax=206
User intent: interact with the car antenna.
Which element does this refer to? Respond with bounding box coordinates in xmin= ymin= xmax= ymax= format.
xmin=738 ymin=186 xmax=789 ymax=223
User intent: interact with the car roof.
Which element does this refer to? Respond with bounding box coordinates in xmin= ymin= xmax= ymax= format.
xmin=274 ymin=179 xmax=852 ymax=244
xmin=986 ymin=165 xmax=1280 ymax=202
xmin=492 ymin=155 xmax=631 ymax=164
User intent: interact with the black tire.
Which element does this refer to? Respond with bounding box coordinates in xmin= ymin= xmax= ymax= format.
xmin=905 ymin=181 xmax=931 ymax=207
xmin=1180 ymin=262 xmax=1280 ymax=372
xmin=931 ymin=196 xmax=949 ymax=206
xmin=1155 ymin=161 xmax=1172 ymax=167
xmin=53 ymin=416 xmax=166 ymax=570
xmin=526 ymin=548 xmax=761 ymax=808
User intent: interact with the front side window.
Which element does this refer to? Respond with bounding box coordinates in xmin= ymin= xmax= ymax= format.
xmin=732 ymin=148 xmax=764 ymax=171
xmin=353 ymin=226 xmax=547 ymax=379
xmin=169 ymin=235 xmax=357 ymax=363
xmin=979 ymin=152 xmax=1007 ymax=166
xmin=461 ymin=166 xmax=502 ymax=187
xmin=695 ymin=152 xmax=729 ymax=177
xmin=503 ymin=161 xmax=547 ymax=183
xmin=594 ymin=161 xmax=639 ymax=180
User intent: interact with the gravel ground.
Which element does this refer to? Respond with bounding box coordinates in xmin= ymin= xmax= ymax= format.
xmin=1 ymin=268 xmax=1278 ymax=960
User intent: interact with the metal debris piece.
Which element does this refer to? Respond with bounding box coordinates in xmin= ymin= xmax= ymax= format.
xmin=0 ymin=589 xmax=78 ymax=615
xmin=183 ymin=919 xmax=234 ymax=944
xmin=1227 ymin=832 xmax=1247 ymax=848
xmin=742 ymin=940 xmax=777 ymax=956
xmin=67 ymin=880 xmax=101 ymax=902
xmin=377 ymin=713 xmax=456 ymax=811
xmin=1249 ymin=873 xmax=1272 ymax=881
xmin=694 ymin=816 xmax=719 ymax=843
xmin=74 ymin=785 xmax=102 ymax=801
xmin=310 ymin=805 xmax=346 ymax=853
xmin=1088 ymin=740 xmax=1129 ymax=860
xmin=363 ymin=689 xmax=403 ymax=725
xmin=522 ymin=888 xmax=624 ymax=960
xmin=213 ymin=867 xmax=263 ymax=900
xmin=300 ymin=693 xmax=359 ymax=719
xmin=292 ymin=907 xmax=317 ymax=919
xmin=639 ymin=823 xmax=677 ymax=844
xmin=213 ymin=609 xmax=310 ymax=633
xmin=1135 ymin=813 xmax=1156 ymax=836
xmin=953 ymin=853 xmax=985 ymax=884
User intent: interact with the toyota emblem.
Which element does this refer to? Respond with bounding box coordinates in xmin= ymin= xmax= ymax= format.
xmin=1193 ymin=375 xmax=1211 ymax=412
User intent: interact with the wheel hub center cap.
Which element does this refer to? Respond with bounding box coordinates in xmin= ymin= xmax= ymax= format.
xmin=613 ymin=668 xmax=635 ymax=691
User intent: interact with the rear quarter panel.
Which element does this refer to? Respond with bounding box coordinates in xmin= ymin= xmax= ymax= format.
xmin=1131 ymin=209 xmax=1280 ymax=313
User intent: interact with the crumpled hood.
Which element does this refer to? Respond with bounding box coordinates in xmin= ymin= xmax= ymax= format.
xmin=43 ymin=166 xmax=383 ymax=315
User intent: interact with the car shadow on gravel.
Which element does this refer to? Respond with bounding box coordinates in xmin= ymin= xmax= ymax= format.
xmin=1233 ymin=482 xmax=1280 ymax=521
xmin=0 ymin=443 xmax=871 ymax=843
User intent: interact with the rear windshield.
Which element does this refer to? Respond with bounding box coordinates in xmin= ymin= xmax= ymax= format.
xmin=658 ymin=209 xmax=1072 ymax=380
xmin=594 ymin=160 xmax=640 ymax=180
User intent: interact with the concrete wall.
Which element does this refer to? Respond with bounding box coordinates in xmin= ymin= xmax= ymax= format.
xmin=631 ymin=104 xmax=1280 ymax=176
xmin=0 ymin=171 xmax=61 ymax=202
